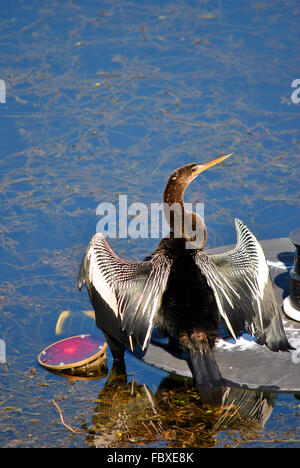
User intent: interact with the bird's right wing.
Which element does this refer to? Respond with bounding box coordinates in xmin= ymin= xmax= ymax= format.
xmin=78 ymin=233 xmax=172 ymax=351
xmin=195 ymin=219 xmax=292 ymax=351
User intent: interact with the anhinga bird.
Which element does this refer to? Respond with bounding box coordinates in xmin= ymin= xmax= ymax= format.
xmin=78 ymin=154 xmax=292 ymax=388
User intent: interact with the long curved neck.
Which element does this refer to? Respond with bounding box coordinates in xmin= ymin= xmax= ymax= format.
xmin=163 ymin=176 xmax=185 ymax=208
xmin=163 ymin=171 xmax=207 ymax=249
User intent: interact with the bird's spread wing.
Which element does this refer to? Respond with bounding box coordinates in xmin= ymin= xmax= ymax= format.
xmin=78 ymin=233 xmax=172 ymax=351
xmin=195 ymin=218 xmax=291 ymax=351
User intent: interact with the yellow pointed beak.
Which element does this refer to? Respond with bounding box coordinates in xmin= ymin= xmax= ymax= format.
xmin=194 ymin=153 xmax=233 ymax=175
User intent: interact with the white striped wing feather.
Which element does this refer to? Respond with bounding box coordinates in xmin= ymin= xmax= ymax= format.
xmin=195 ymin=219 xmax=291 ymax=351
xmin=78 ymin=233 xmax=172 ymax=351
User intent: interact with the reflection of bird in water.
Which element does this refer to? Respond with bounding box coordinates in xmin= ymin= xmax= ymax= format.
xmin=78 ymin=154 xmax=292 ymax=388
xmin=86 ymin=374 xmax=277 ymax=448
xmin=155 ymin=376 xmax=277 ymax=438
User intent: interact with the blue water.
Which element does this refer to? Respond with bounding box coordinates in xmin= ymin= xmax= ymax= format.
xmin=0 ymin=0 xmax=299 ymax=447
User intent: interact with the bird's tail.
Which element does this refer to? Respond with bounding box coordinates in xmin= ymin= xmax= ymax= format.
xmin=189 ymin=349 xmax=225 ymax=405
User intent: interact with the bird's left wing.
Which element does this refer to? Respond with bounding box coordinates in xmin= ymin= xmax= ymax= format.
xmin=195 ymin=219 xmax=292 ymax=351
xmin=78 ymin=233 xmax=172 ymax=351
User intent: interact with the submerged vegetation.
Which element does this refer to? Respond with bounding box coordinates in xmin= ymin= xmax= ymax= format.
xmin=0 ymin=0 xmax=299 ymax=447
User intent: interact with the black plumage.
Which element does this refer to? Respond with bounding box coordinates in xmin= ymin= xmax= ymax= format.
xmin=78 ymin=155 xmax=292 ymax=388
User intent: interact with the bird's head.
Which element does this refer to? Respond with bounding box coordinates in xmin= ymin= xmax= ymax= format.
xmin=176 ymin=153 xmax=233 ymax=183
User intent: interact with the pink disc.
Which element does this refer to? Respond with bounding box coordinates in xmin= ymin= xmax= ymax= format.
xmin=38 ymin=334 xmax=106 ymax=370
